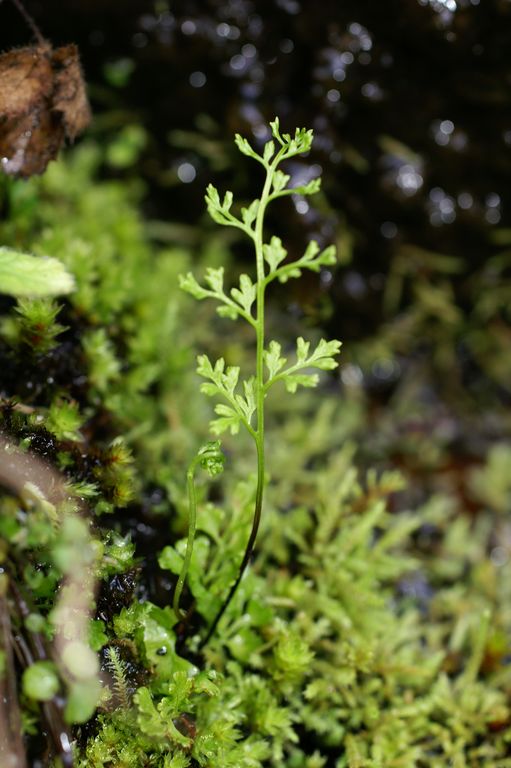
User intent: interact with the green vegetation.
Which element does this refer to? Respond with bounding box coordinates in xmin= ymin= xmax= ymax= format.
xmin=0 ymin=124 xmax=510 ymax=767
xmin=178 ymin=118 xmax=340 ymax=642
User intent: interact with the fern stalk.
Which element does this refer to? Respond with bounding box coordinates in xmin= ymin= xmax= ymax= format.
xmin=179 ymin=119 xmax=342 ymax=644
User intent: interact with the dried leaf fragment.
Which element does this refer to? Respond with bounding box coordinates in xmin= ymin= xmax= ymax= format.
xmin=0 ymin=43 xmax=53 ymax=116
xmin=51 ymin=44 xmax=91 ymax=140
xmin=0 ymin=42 xmax=91 ymax=178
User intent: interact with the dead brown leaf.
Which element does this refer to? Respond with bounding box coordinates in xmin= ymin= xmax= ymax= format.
xmin=51 ymin=44 xmax=91 ymax=140
xmin=0 ymin=42 xmax=91 ymax=178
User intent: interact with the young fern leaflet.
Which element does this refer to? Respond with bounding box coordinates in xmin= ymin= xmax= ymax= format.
xmin=179 ymin=119 xmax=341 ymax=645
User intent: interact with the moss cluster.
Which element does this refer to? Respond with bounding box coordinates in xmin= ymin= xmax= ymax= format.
xmin=1 ymin=138 xmax=510 ymax=767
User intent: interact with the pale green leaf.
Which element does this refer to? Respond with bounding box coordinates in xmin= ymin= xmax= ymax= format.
xmin=223 ymin=365 xmax=240 ymax=395
xmin=270 ymin=117 xmax=282 ymax=142
xmin=179 ymin=272 xmax=209 ymax=300
xmin=158 ymin=546 xmax=184 ymax=574
xmin=213 ymin=357 xmax=225 ymax=377
xmin=205 ymin=183 xmax=220 ymax=208
xmin=207 ymin=206 xmax=230 ymax=226
xmin=231 ymin=273 xmax=256 ymax=313
xmin=296 ymin=337 xmax=311 ymax=362
xmin=241 ymin=199 xmax=259 ymax=226
xmin=222 ymin=190 xmax=233 ymax=212
xmin=205 ymin=184 xmax=234 ymax=226
xmin=196 ymin=354 xmax=215 ymax=379
xmin=263 ymin=236 xmax=287 ymax=274
xmin=135 ymin=687 xmax=167 ymax=739
xmin=235 ymin=377 xmax=256 ymax=422
xmin=211 ymin=404 xmax=241 ymax=435
xmin=277 ymin=266 xmax=301 ymax=283
xmin=316 ymin=244 xmax=337 ymax=267
xmin=284 ymin=373 xmax=319 ymax=393
xmin=302 ymin=240 xmax=320 ymax=263
xmin=290 ymin=177 xmax=321 ymax=196
xmin=263 ymin=140 xmax=275 ymax=164
xmin=289 ymin=127 xmax=314 ymax=155
xmin=0 ymin=247 xmax=75 ymax=297
xmin=272 ymin=170 xmax=290 ymax=193
xmin=234 ymin=134 xmax=258 ymax=159
xmin=200 ymin=382 xmax=220 ymax=397
xmin=214 ymin=403 xmax=238 ymax=418
xmin=204 ymin=266 xmax=224 ymax=293
xmin=308 ymin=338 xmax=342 ymax=368
xmin=65 ymin=679 xmax=102 ymax=724
xmin=217 ymin=304 xmax=240 ymax=320
xmin=264 ymin=340 xmax=287 ymax=380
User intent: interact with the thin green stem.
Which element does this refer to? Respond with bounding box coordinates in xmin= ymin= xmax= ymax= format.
xmin=201 ymin=151 xmax=284 ymax=647
xmin=173 ymin=457 xmax=200 ymax=620
xmin=199 ymin=437 xmax=263 ymax=647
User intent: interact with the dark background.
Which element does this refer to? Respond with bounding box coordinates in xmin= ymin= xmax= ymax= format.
xmin=2 ymin=0 xmax=511 ymax=458
xmin=4 ymin=0 xmax=511 ymax=328
xmin=3 ymin=0 xmax=511 ymax=308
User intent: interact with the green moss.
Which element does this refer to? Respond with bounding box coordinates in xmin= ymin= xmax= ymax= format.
xmin=1 ymin=131 xmax=511 ymax=767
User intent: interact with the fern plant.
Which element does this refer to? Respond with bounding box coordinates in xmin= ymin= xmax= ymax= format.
xmin=178 ymin=118 xmax=341 ymax=643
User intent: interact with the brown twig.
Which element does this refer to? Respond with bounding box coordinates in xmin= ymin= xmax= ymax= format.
xmin=0 ymin=593 xmax=27 ymax=768
xmin=0 ymin=434 xmax=99 ymax=767
xmin=9 ymin=576 xmax=75 ymax=768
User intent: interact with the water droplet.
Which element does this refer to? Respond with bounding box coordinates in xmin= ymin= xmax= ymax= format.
xmin=439 ymin=119 xmax=454 ymax=135
xmin=372 ymin=358 xmax=400 ymax=381
xmin=344 ymin=271 xmax=367 ymax=299
xmin=160 ymin=12 xmax=174 ymax=29
xmin=396 ymin=164 xmax=423 ymax=195
xmin=230 ymin=54 xmax=246 ymax=72
xmin=216 ymin=22 xmax=231 ymax=37
xmin=189 ymin=71 xmax=206 ymax=88
xmin=132 ymin=32 xmax=148 ymax=48
xmin=139 ymin=14 xmax=158 ymax=31
xmin=486 ymin=192 xmax=501 ymax=208
xmin=181 ymin=20 xmax=196 ymax=35
xmin=177 ymin=162 xmax=196 ymax=183
xmin=429 ymin=187 xmax=445 ymax=202
xmin=381 ymin=221 xmax=397 ymax=239
xmin=349 ymin=22 xmax=363 ymax=35
xmin=361 ymin=82 xmax=383 ymax=100
xmin=485 ymin=209 xmax=501 ymax=224
xmin=341 ymin=364 xmax=363 ymax=387
xmin=279 ymin=38 xmax=294 ymax=53
xmin=457 ymin=192 xmax=473 ymax=209
xmin=326 ymin=89 xmax=341 ymax=103
xmin=276 ymin=0 xmax=301 ymax=14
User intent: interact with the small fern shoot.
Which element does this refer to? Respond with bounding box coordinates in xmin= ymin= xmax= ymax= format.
xmin=179 ymin=119 xmax=342 ymax=644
